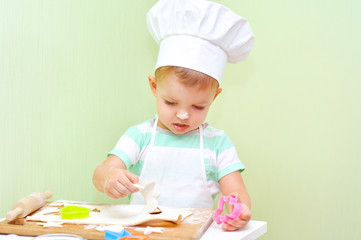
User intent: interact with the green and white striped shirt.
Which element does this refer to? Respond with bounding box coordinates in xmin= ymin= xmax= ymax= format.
xmin=109 ymin=119 xmax=245 ymax=198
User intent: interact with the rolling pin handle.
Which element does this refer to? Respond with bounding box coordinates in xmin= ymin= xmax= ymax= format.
xmin=43 ymin=190 xmax=53 ymax=199
xmin=6 ymin=207 xmax=23 ymax=222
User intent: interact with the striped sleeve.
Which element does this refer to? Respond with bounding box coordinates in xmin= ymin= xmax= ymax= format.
xmin=216 ymin=133 xmax=245 ymax=180
xmin=108 ymin=126 xmax=144 ymax=169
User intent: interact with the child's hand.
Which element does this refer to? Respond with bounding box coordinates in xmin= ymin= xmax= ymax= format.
xmin=222 ymin=194 xmax=251 ymax=231
xmin=103 ymin=167 xmax=139 ymax=199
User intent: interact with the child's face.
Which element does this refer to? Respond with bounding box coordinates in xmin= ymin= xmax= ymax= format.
xmin=149 ymin=72 xmax=222 ymax=134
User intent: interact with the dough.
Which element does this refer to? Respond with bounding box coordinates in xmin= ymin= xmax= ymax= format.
xmin=27 ymin=203 xmax=192 ymax=226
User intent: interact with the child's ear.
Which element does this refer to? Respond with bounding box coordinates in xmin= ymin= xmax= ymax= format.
xmin=148 ymin=75 xmax=157 ymax=97
xmin=213 ymin=88 xmax=223 ymax=101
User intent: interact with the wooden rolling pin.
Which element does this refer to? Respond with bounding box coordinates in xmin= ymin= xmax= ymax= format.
xmin=6 ymin=191 xmax=53 ymax=221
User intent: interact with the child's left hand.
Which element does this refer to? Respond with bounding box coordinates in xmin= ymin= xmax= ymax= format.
xmin=221 ymin=194 xmax=251 ymax=231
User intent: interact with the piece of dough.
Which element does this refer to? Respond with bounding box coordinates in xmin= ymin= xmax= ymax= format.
xmin=134 ymin=182 xmax=161 ymax=214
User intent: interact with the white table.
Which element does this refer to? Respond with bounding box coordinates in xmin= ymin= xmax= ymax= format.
xmin=0 ymin=219 xmax=266 ymax=240
xmin=201 ymin=220 xmax=267 ymax=240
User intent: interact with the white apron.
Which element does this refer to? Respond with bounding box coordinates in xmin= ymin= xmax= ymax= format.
xmin=130 ymin=117 xmax=214 ymax=208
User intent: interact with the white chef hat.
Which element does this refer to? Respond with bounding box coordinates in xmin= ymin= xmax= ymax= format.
xmin=146 ymin=0 xmax=254 ymax=85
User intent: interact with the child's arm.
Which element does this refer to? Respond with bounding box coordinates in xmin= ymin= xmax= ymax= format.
xmin=93 ymin=154 xmax=139 ymax=199
xmin=219 ymin=171 xmax=251 ymax=231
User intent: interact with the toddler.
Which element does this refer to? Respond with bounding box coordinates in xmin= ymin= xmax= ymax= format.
xmin=93 ymin=0 xmax=254 ymax=231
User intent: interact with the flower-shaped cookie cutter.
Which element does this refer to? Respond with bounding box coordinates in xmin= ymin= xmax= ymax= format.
xmin=213 ymin=195 xmax=242 ymax=224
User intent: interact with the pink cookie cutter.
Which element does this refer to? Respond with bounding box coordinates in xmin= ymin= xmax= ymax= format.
xmin=213 ymin=195 xmax=242 ymax=224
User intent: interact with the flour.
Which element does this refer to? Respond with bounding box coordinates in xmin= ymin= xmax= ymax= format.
xmin=95 ymin=225 xmax=124 ymax=232
xmin=37 ymin=222 xmax=63 ymax=228
xmin=181 ymin=208 xmax=213 ymax=224
xmin=134 ymin=226 xmax=164 ymax=235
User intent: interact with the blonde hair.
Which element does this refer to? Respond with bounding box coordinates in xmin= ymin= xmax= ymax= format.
xmin=155 ymin=66 xmax=219 ymax=91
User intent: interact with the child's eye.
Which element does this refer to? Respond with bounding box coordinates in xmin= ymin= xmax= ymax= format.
xmin=193 ymin=105 xmax=205 ymax=110
xmin=165 ymin=100 xmax=175 ymax=105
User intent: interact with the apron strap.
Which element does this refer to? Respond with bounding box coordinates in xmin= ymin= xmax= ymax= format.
xmin=150 ymin=116 xmax=159 ymax=149
xmin=199 ymin=125 xmax=208 ymax=184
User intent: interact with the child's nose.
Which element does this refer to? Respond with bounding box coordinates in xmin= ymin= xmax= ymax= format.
xmin=177 ymin=111 xmax=189 ymax=120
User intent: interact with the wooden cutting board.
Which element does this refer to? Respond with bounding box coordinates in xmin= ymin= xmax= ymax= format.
xmin=0 ymin=202 xmax=214 ymax=240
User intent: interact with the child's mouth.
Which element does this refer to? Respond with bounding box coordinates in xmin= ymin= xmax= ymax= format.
xmin=173 ymin=123 xmax=189 ymax=132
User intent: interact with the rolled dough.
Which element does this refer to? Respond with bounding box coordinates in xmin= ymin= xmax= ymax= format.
xmin=26 ymin=203 xmax=192 ymax=226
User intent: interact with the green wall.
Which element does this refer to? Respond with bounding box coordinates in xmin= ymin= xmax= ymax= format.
xmin=1 ymin=0 xmax=360 ymax=239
